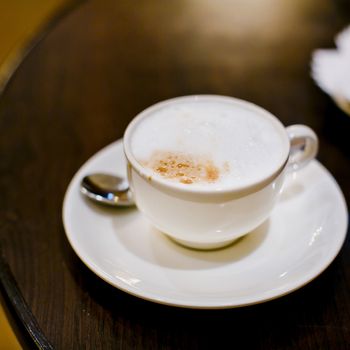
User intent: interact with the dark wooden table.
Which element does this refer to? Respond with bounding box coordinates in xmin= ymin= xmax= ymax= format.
xmin=1 ymin=0 xmax=350 ymax=348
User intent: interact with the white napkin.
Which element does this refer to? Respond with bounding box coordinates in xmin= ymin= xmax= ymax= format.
xmin=311 ymin=26 xmax=350 ymax=114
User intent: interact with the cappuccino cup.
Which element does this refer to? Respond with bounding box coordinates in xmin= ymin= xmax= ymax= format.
xmin=123 ymin=95 xmax=318 ymax=249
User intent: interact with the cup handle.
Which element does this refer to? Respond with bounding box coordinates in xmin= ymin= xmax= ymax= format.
xmin=286 ymin=124 xmax=319 ymax=172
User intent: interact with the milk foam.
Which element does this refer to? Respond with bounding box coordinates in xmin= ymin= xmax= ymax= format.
xmin=130 ymin=99 xmax=287 ymax=189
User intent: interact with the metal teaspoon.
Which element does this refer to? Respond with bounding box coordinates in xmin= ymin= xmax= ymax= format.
xmin=80 ymin=173 xmax=135 ymax=206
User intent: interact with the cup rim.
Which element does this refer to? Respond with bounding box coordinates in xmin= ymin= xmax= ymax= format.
xmin=123 ymin=95 xmax=290 ymax=197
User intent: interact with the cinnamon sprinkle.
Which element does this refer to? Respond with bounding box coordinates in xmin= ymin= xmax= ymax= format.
xmin=142 ymin=151 xmax=222 ymax=185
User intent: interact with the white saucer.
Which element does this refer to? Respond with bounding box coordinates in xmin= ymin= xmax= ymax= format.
xmin=63 ymin=140 xmax=348 ymax=309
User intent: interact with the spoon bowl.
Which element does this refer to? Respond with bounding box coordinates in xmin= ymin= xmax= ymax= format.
xmin=80 ymin=173 xmax=135 ymax=207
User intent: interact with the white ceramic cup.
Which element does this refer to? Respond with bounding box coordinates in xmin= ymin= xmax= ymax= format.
xmin=123 ymin=95 xmax=318 ymax=250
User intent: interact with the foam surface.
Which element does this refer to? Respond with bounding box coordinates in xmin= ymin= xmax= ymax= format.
xmin=130 ymin=100 xmax=286 ymax=189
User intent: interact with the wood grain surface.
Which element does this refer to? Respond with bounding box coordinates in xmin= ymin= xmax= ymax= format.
xmin=0 ymin=0 xmax=349 ymax=348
